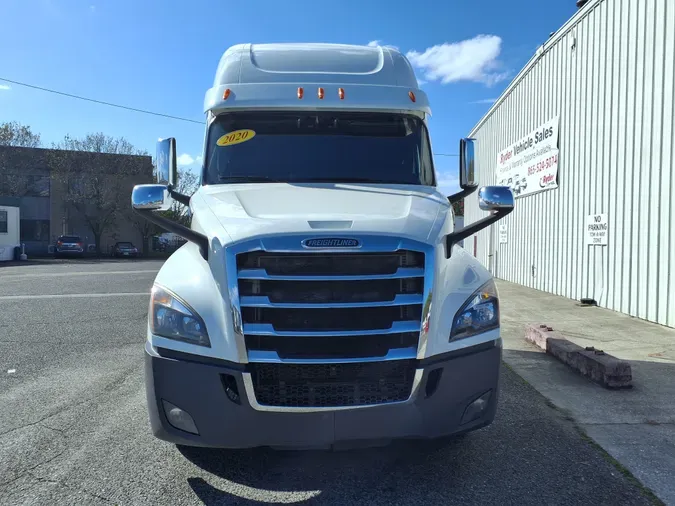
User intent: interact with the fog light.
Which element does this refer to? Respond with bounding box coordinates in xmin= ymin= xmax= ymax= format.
xmin=460 ymin=390 xmax=492 ymax=425
xmin=162 ymin=400 xmax=199 ymax=435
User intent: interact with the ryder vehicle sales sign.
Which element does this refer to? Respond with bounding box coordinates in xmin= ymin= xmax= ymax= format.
xmin=495 ymin=116 xmax=560 ymax=199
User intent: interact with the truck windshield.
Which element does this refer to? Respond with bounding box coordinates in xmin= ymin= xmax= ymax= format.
xmin=203 ymin=112 xmax=435 ymax=186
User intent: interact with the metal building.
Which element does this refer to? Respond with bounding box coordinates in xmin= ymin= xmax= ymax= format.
xmin=464 ymin=0 xmax=675 ymax=328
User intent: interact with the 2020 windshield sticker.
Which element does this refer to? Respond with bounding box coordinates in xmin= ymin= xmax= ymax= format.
xmin=216 ymin=129 xmax=256 ymax=147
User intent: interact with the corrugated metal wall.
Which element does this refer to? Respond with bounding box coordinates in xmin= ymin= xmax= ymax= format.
xmin=465 ymin=0 xmax=675 ymax=328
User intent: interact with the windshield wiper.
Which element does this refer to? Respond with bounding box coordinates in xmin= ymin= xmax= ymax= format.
xmin=218 ymin=175 xmax=283 ymax=183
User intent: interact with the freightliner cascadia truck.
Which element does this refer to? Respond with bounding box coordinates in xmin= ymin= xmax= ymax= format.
xmin=131 ymin=43 xmax=515 ymax=449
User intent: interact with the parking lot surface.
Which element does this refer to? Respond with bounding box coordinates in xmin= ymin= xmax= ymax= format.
xmin=0 ymin=260 xmax=656 ymax=505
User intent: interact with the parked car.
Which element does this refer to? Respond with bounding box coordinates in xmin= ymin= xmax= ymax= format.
xmin=54 ymin=235 xmax=84 ymax=258
xmin=112 ymin=241 xmax=139 ymax=258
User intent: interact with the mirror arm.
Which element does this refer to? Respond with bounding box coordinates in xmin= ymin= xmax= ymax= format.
xmin=444 ymin=206 xmax=514 ymax=259
xmin=168 ymin=187 xmax=191 ymax=206
xmin=133 ymin=208 xmax=209 ymax=261
xmin=447 ymin=184 xmax=479 ymax=204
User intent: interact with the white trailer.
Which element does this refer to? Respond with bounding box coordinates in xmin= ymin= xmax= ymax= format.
xmin=131 ymin=43 xmax=514 ymax=449
xmin=0 ymin=205 xmax=20 ymax=262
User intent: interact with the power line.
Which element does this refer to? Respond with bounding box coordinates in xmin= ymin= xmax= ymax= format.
xmin=0 ymin=77 xmax=205 ymax=125
xmin=1 ymin=76 xmax=459 ymax=156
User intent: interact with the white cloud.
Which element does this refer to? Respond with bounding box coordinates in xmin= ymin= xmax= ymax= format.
xmin=470 ymin=98 xmax=498 ymax=104
xmin=176 ymin=154 xmax=204 ymax=167
xmin=436 ymin=170 xmax=460 ymax=195
xmin=176 ymin=154 xmax=195 ymax=166
xmin=367 ymin=40 xmax=380 ymax=47
xmin=0 ymin=84 xmax=11 ymax=91
xmin=406 ymin=35 xmax=510 ymax=86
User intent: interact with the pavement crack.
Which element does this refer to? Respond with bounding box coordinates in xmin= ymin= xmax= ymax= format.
xmin=0 ymin=365 xmax=137 ymax=439
xmin=26 ymin=472 xmax=115 ymax=504
xmin=0 ymin=448 xmax=67 ymax=489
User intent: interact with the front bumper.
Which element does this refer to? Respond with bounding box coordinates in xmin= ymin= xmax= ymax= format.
xmin=55 ymin=248 xmax=83 ymax=255
xmin=145 ymin=339 xmax=502 ymax=449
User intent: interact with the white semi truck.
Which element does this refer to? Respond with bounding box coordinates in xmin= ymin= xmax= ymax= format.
xmin=132 ymin=43 xmax=515 ymax=449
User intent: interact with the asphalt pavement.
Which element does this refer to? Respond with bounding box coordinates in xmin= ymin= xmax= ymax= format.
xmin=0 ymin=260 xmax=657 ymax=505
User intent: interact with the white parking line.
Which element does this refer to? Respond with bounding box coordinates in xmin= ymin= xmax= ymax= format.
xmin=0 ymin=269 xmax=159 ymax=279
xmin=0 ymin=292 xmax=151 ymax=301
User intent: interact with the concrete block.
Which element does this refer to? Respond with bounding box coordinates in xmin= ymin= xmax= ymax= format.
xmin=526 ymin=324 xmax=632 ymax=389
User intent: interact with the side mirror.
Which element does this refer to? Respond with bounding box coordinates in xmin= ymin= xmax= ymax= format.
xmin=448 ymin=138 xmax=479 ymax=204
xmin=129 ymin=136 xmax=208 ymax=260
xmin=156 ymin=138 xmax=178 ymax=187
xmin=459 ymin=138 xmax=476 ymax=188
xmin=445 ymin=185 xmax=515 ymax=258
xmin=478 ymin=186 xmax=515 ymax=212
xmin=132 ymin=184 xmax=172 ymax=212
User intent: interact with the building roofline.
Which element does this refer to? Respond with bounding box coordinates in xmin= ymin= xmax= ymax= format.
xmin=468 ymin=0 xmax=604 ymax=137
xmin=0 ymin=144 xmax=151 ymax=160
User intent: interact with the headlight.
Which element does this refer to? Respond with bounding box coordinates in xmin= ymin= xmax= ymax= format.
xmin=150 ymin=285 xmax=210 ymax=347
xmin=450 ymin=279 xmax=499 ymax=341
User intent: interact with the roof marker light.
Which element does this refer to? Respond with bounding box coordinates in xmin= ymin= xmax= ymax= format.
xmin=338 ymin=88 xmax=345 ymax=100
xmin=223 ymin=89 xmax=231 ymax=100
xmin=297 ymin=87 xmax=304 ymax=99
xmin=409 ymin=91 xmax=416 ymax=103
xmin=318 ymin=87 xmax=325 ymax=99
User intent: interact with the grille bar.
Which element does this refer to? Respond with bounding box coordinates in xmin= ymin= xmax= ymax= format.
xmin=239 ymin=293 xmax=423 ymax=309
xmin=243 ymin=320 xmax=421 ymax=337
xmin=248 ymin=347 xmax=417 ymax=364
xmin=237 ymin=267 xmax=424 ymax=281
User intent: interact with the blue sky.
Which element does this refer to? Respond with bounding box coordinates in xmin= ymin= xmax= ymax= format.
xmin=0 ymin=0 xmax=577 ymax=194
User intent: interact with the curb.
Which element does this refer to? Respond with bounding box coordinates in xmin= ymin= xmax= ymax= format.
xmin=526 ymin=324 xmax=632 ymax=389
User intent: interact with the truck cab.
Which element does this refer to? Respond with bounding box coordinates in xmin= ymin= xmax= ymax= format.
xmin=132 ymin=43 xmax=514 ymax=449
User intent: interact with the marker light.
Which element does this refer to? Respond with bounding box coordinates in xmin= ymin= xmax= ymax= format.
xmin=318 ymin=87 xmax=325 ymax=99
xmin=338 ymin=88 xmax=345 ymax=100
xmin=409 ymin=91 xmax=416 ymax=103
xmin=297 ymin=87 xmax=304 ymax=99
xmin=222 ymin=89 xmax=231 ymax=100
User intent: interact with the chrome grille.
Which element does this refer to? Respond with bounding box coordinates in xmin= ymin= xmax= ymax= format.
xmin=234 ymin=245 xmax=427 ymax=408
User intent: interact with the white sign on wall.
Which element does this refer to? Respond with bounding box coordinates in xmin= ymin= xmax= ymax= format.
xmin=495 ymin=116 xmax=560 ymax=199
xmin=585 ymin=213 xmax=608 ymax=246
xmin=499 ymin=224 xmax=508 ymax=244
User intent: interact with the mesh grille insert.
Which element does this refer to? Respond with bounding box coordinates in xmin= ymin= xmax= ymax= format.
xmin=250 ymin=361 xmax=416 ymax=407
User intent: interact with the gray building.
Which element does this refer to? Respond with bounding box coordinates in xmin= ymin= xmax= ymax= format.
xmin=465 ymin=0 xmax=675 ymax=328
xmin=0 ymin=145 xmax=153 ymax=256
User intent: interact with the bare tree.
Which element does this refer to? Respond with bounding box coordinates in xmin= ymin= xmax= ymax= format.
xmin=0 ymin=121 xmax=42 ymax=148
xmin=161 ymin=168 xmax=199 ymax=227
xmin=0 ymin=122 xmax=44 ymax=197
xmin=54 ymin=132 xmax=147 ymax=156
xmin=49 ymin=133 xmax=151 ymax=255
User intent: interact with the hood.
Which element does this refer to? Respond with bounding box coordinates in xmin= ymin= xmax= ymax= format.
xmin=191 ymin=183 xmax=450 ymax=245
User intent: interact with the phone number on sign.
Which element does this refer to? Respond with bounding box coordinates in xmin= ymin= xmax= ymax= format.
xmin=527 ymin=154 xmax=558 ymax=176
